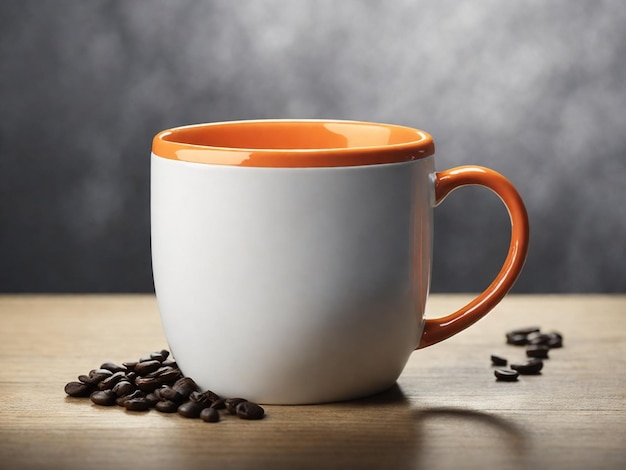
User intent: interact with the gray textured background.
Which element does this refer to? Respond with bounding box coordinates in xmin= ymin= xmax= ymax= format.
xmin=1 ymin=0 xmax=625 ymax=293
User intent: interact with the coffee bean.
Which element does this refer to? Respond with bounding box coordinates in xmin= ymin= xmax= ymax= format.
xmin=116 ymin=396 xmax=129 ymax=407
xmin=80 ymin=369 xmax=112 ymax=385
xmin=506 ymin=326 xmax=541 ymax=346
xmin=135 ymin=376 xmax=162 ymax=392
xmin=145 ymin=366 xmax=182 ymax=382
xmin=189 ymin=391 xmax=212 ymax=406
xmin=506 ymin=333 xmax=529 ymax=346
xmin=99 ymin=362 xmax=127 ymax=373
xmin=225 ymin=398 xmax=248 ymax=415
xmin=90 ymin=390 xmax=117 ymax=406
xmin=149 ymin=350 xmax=170 ymax=362
xmin=178 ymin=401 xmax=205 ymax=418
xmin=490 ymin=355 xmax=508 ymax=366
xmin=122 ymin=361 xmax=138 ymax=372
xmin=135 ymin=367 xmax=181 ymax=391
xmin=526 ymin=345 xmax=550 ymax=359
xmin=508 ymin=326 xmax=541 ymax=337
xmin=200 ymin=407 xmax=220 ymax=423
xmin=546 ymin=332 xmax=563 ymax=348
xmin=65 ymin=381 xmax=93 ymax=397
xmin=511 ymin=359 xmax=544 ymax=375
xmin=190 ymin=390 xmax=220 ymax=406
xmin=98 ymin=371 xmax=127 ymax=390
xmin=210 ymin=398 xmax=227 ymax=410
xmin=134 ymin=360 xmax=162 ymax=376
xmin=116 ymin=389 xmax=144 ymax=407
xmin=145 ymin=393 xmax=160 ymax=406
xmin=112 ymin=380 xmax=134 ymax=397
xmin=527 ymin=333 xmax=551 ymax=346
xmin=124 ymin=398 xmax=151 ymax=411
xmin=78 ymin=374 xmax=96 ymax=385
xmin=90 ymin=368 xmax=114 ymax=378
xmin=123 ymin=390 xmax=145 ymax=401
xmin=494 ymin=369 xmax=519 ymax=382
xmin=235 ymin=401 xmax=265 ymax=420
xmin=155 ymin=400 xmax=179 ymax=413
xmin=156 ymin=386 xmax=184 ymax=404
xmin=161 ymin=359 xmax=177 ymax=368
xmin=172 ymin=377 xmax=199 ymax=398
xmin=204 ymin=390 xmax=221 ymax=402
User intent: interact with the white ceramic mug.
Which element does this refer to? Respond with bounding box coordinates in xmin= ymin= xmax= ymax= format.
xmin=151 ymin=119 xmax=529 ymax=404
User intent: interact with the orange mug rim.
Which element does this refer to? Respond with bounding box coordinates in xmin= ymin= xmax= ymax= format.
xmin=152 ymin=119 xmax=435 ymax=168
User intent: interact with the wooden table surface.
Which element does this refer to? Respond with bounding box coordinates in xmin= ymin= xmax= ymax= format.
xmin=0 ymin=294 xmax=624 ymax=469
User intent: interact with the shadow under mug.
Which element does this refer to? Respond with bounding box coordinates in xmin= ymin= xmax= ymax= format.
xmin=151 ymin=119 xmax=529 ymax=404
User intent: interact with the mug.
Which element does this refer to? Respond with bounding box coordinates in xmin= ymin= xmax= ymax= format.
xmin=151 ymin=119 xmax=529 ymax=404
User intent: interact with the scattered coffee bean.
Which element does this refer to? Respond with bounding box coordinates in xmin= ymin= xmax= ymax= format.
xmin=511 ymin=359 xmax=544 ymax=375
xmin=527 ymin=332 xmax=551 ymax=346
xmin=155 ymin=386 xmax=184 ymax=404
xmin=112 ymin=380 xmax=135 ymax=397
xmin=65 ymin=381 xmax=93 ymax=397
xmin=155 ymin=400 xmax=179 ymax=413
xmin=494 ymin=369 xmax=519 ymax=382
xmin=134 ymin=360 xmax=162 ymax=376
xmin=145 ymin=393 xmax=160 ymax=406
xmin=204 ymin=390 xmax=221 ymax=403
xmin=145 ymin=366 xmax=182 ymax=382
xmin=124 ymin=398 xmax=151 ymax=411
xmin=99 ymin=362 xmax=127 ymax=373
xmin=505 ymin=327 xmax=564 ymax=350
xmin=200 ymin=407 xmax=220 ymax=423
xmin=225 ymin=398 xmax=248 ymax=415
xmin=134 ymin=377 xmax=160 ymax=392
xmin=172 ymin=377 xmax=199 ymax=398
xmin=189 ymin=391 xmax=212 ymax=407
xmin=98 ymin=371 xmax=127 ymax=390
xmin=526 ymin=345 xmax=550 ymax=359
xmin=210 ymin=398 xmax=227 ymax=410
xmin=546 ymin=332 xmax=563 ymax=348
xmin=178 ymin=401 xmax=205 ymax=419
xmin=117 ymin=389 xmax=145 ymax=407
xmin=505 ymin=326 xmax=540 ymax=346
xmin=79 ymin=369 xmax=112 ymax=385
xmin=506 ymin=333 xmax=529 ymax=346
xmin=189 ymin=390 xmax=220 ymax=406
xmin=508 ymin=326 xmax=541 ymax=337
xmin=91 ymin=368 xmax=114 ymax=379
xmin=490 ymin=355 xmax=508 ymax=366
xmin=78 ymin=374 xmax=96 ymax=385
xmin=161 ymin=359 xmax=177 ymax=368
xmin=134 ymin=367 xmax=182 ymax=392
xmin=122 ymin=361 xmax=138 ymax=372
xmin=150 ymin=350 xmax=170 ymax=362
xmin=90 ymin=390 xmax=117 ymax=406
xmin=116 ymin=395 xmax=130 ymax=407
xmin=235 ymin=401 xmax=265 ymax=420
xmin=65 ymin=349 xmax=266 ymax=422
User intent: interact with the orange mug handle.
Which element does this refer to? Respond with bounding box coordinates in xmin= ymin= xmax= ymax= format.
xmin=417 ymin=166 xmax=530 ymax=349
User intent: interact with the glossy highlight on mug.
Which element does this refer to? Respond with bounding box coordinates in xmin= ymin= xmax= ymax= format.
xmin=153 ymin=119 xmax=435 ymax=167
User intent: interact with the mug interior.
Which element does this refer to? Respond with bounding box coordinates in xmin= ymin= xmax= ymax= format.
xmin=153 ymin=120 xmax=434 ymax=167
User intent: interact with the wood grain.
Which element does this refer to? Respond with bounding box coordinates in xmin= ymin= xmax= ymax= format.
xmin=0 ymin=294 xmax=624 ymax=469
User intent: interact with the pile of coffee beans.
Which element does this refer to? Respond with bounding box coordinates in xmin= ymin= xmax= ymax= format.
xmin=492 ymin=326 xmax=563 ymax=382
xmin=64 ymin=349 xmax=265 ymax=422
